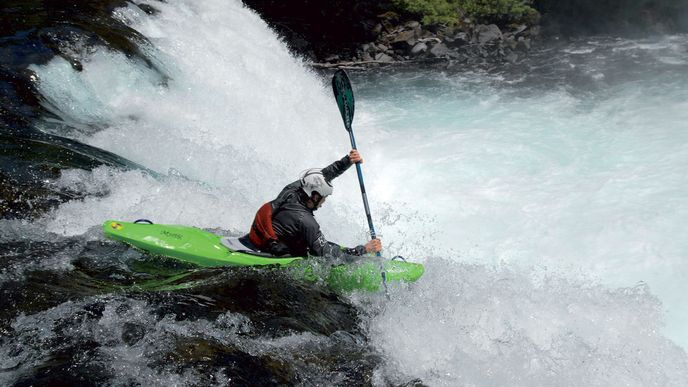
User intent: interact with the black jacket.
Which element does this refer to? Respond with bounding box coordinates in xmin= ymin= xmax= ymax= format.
xmin=269 ymin=155 xmax=367 ymax=258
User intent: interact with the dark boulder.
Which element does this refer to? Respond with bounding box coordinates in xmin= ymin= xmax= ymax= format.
xmin=476 ymin=24 xmax=503 ymax=45
xmin=429 ymin=42 xmax=450 ymax=58
xmin=375 ymin=52 xmax=394 ymax=62
xmin=410 ymin=42 xmax=428 ymax=56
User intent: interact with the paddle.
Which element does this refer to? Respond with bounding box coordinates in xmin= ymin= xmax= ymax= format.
xmin=331 ymin=69 xmax=381 ymax=258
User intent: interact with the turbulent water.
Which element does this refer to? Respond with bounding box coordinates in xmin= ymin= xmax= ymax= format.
xmin=2 ymin=0 xmax=688 ymax=385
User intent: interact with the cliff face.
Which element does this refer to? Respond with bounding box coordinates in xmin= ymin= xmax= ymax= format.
xmin=241 ymin=0 xmax=391 ymax=60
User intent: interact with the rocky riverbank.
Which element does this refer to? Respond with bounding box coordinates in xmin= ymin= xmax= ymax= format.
xmin=243 ymin=0 xmax=688 ymax=69
xmin=311 ymin=20 xmax=540 ymax=68
xmin=242 ymin=0 xmax=540 ymax=69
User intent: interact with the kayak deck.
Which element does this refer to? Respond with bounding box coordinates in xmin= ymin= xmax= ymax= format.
xmin=103 ymin=220 xmax=424 ymax=292
xmin=104 ymin=220 xmax=303 ymax=267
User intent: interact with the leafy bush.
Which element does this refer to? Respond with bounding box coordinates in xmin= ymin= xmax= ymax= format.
xmin=392 ymin=0 xmax=536 ymax=25
xmin=463 ymin=0 xmax=535 ymax=22
xmin=391 ymin=0 xmax=460 ymax=25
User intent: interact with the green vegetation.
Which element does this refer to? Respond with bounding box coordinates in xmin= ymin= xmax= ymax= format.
xmin=392 ymin=0 xmax=536 ymax=25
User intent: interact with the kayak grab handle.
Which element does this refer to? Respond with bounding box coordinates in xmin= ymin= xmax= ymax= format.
xmin=391 ymin=255 xmax=407 ymax=262
xmin=134 ymin=219 xmax=154 ymax=224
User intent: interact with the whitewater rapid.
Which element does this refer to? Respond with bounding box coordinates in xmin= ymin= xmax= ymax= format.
xmin=353 ymin=49 xmax=688 ymax=350
xmin=19 ymin=0 xmax=688 ymax=384
xmin=29 ymin=0 xmax=367 ymax=243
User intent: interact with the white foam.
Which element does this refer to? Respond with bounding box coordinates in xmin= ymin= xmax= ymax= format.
xmin=43 ymin=166 xmax=251 ymax=236
xmin=364 ymin=260 xmax=688 ymax=386
xmin=356 ymin=67 xmax=688 ymax=348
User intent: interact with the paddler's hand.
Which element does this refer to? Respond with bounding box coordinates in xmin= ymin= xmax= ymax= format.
xmin=349 ymin=149 xmax=363 ymax=164
xmin=364 ymin=238 xmax=382 ymax=253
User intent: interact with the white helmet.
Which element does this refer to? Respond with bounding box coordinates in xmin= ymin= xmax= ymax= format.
xmin=300 ymin=169 xmax=333 ymax=198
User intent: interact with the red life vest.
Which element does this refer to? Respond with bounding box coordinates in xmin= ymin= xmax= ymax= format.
xmin=248 ymin=202 xmax=277 ymax=250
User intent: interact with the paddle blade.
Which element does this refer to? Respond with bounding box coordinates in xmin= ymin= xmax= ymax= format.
xmin=332 ymin=69 xmax=355 ymax=131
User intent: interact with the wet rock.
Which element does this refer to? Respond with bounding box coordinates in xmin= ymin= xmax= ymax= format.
xmin=446 ymin=31 xmax=469 ymax=48
xmin=446 ymin=50 xmax=464 ymax=60
xmin=420 ymin=37 xmax=441 ymax=45
xmin=516 ymin=37 xmax=531 ymax=52
xmin=0 ymin=133 xmax=148 ymax=220
xmin=121 ymin=322 xmax=145 ymax=345
xmin=530 ymin=25 xmax=541 ymax=37
xmin=404 ymin=20 xmax=420 ymax=29
xmin=135 ymin=3 xmax=159 ymax=15
xmin=410 ymin=42 xmax=427 ymax=56
xmin=399 ymin=379 xmax=428 ymax=387
xmin=391 ymin=29 xmax=417 ymax=43
xmin=12 ymin=344 xmax=111 ymax=386
xmin=476 ymin=24 xmax=502 ymax=45
xmin=504 ymin=35 xmax=517 ymax=50
xmin=375 ymin=52 xmax=394 ymax=62
xmin=429 ymin=42 xmax=449 ymax=58
xmin=506 ymin=24 xmax=528 ymax=37
xmin=390 ymin=29 xmax=419 ymax=52
xmin=165 ymin=339 xmax=295 ymax=385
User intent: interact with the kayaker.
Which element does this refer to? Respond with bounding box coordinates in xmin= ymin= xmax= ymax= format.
xmin=242 ymin=150 xmax=382 ymax=259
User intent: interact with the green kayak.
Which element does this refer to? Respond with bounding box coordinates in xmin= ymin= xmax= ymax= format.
xmin=102 ymin=220 xmax=424 ymax=292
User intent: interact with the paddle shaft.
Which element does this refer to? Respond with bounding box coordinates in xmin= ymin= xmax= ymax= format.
xmin=348 ymin=131 xmax=378 ymax=242
xmin=332 ymin=69 xmax=381 ymax=258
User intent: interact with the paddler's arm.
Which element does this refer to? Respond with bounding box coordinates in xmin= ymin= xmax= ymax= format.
xmin=321 ymin=150 xmax=363 ymax=182
xmin=303 ymin=218 xmax=366 ymax=258
xmin=308 ymin=229 xmax=367 ymax=258
xmin=325 ymin=238 xmax=382 ymax=257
